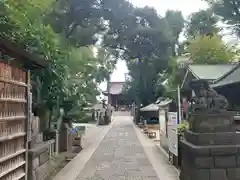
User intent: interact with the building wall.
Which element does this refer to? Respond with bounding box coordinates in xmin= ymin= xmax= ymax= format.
xmin=109 ymin=94 xmax=130 ymax=107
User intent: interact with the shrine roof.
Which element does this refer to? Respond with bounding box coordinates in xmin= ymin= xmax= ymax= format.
xmin=212 ymin=63 xmax=240 ymax=88
xmin=103 ymin=81 xmax=126 ymax=95
xmin=181 ymin=64 xmax=237 ymax=89
xmin=188 ymin=64 xmax=236 ymax=80
xmin=0 ymin=37 xmax=48 ymax=69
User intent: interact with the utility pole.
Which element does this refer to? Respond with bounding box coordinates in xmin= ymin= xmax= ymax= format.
xmin=106 ymin=75 xmax=111 ymax=123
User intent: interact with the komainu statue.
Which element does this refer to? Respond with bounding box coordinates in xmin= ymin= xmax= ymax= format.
xmin=190 ymin=79 xmax=228 ymax=111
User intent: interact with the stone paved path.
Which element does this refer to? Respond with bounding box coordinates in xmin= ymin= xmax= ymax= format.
xmin=76 ymin=117 xmax=160 ymax=180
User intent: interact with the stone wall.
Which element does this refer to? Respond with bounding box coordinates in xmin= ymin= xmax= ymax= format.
xmin=28 ymin=115 xmax=53 ymax=180
xmin=180 ymin=111 xmax=240 ymax=180
xmin=28 ymin=142 xmax=50 ymax=180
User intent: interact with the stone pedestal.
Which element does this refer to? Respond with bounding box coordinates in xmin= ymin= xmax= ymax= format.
xmin=59 ymin=123 xmax=72 ymax=152
xmin=180 ymin=110 xmax=240 ymax=180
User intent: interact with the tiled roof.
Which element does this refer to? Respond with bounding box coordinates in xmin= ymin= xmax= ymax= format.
xmin=212 ymin=64 xmax=240 ymax=88
xmin=104 ymin=82 xmax=126 ymax=95
xmin=0 ymin=37 xmax=48 ymax=69
xmin=189 ymin=64 xmax=236 ymax=80
xmin=140 ymin=103 xmax=159 ymax=111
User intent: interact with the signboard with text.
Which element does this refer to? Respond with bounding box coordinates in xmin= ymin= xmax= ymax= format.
xmin=167 ymin=112 xmax=178 ymax=156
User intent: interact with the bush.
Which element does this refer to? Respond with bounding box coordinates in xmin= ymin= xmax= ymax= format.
xmin=178 ymin=120 xmax=189 ymax=136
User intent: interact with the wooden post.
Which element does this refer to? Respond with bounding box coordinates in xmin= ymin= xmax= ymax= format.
xmin=25 ymin=70 xmax=31 ymax=180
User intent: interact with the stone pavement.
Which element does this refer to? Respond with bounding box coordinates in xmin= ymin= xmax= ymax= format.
xmin=54 ymin=115 xmax=178 ymax=180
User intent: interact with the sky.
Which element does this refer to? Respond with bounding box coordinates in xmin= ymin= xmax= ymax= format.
xmin=99 ymin=0 xmax=209 ymax=91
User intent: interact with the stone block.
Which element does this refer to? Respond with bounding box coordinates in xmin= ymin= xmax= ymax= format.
xmin=191 ymin=169 xmax=210 ymax=180
xmin=214 ymin=156 xmax=236 ymax=168
xmin=39 ymin=152 xmax=49 ymax=165
xmin=32 ymin=157 xmax=40 ymax=170
xmin=38 ymin=133 xmax=43 ymax=142
xmin=237 ymin=156 xmax=240 ymax=166
xmin=32 ymin=116 xmax=40 ymax=134
xmin=189 ymin=111 xmax=234 ymax=133
xmin=209 ymin=169 xmax=227 ymax=180
xmin=179 ymin=171 xmax=185 ymax=180
xmin=197 ymin=133 xmax=217 ymax=145
xmin=194 ymin=157 xmax=214 ymax=168
xmin=227 ymin=168 xmax=240 ymax=180
xmin=28 ymin=156 xmax=40 ymax=175
xmin=214 ymin=133 xmax=237 ymax=145
xmin=184 ymin=131 xmax=198 ymax=144
xmin=36 ymin=161 xmax=50 ymax=180
xmin=180 ymin=140 xmax=210 ymax=155
xmin=30 ymin=133 xmax=44 ymax=148
xmin=210 ymin=146 xmax=238 ymax=156
xmin=29 ymin=143 xmax=49 ymax=157
xmin=180 ymin=111 xmax=240 ymax=180
xmin=184 ymin=131 xmax=240 ymax=146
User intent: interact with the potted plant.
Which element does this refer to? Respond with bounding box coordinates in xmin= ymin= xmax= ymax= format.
xmin=178 ymin=120 xmax=189 ymax=139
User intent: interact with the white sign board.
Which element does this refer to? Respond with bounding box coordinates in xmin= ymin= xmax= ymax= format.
xmin=167 ymin=112 xmax=178 ymax=156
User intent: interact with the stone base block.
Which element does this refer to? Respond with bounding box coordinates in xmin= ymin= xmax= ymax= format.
xmin=189 ymin=111 xmax=234 ymax=133
xmin=184 ymin=131 xmax=240 ymax=146
xmin=180 ymin=140 xmax=240 ymax=180
xmin=36 ymin=161 xmax=50 ymax=180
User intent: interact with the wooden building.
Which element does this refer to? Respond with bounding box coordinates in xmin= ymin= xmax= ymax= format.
xmin=181 ymin=64 xmax=236 ymax=99
xmin=0 ymin=38 xmax=47 ymax=180
xmin=211 ymin=64 xmax=240 ymax=109
xmin=103 ymin=81 xmax=130 ymax=109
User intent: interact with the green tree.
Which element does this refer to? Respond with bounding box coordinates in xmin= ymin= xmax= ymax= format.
xmin=187 ymin=34 xmax=234 ymax=64
xmin=1 ymin=0 xmax=115 ymax=129
xmin=186 ymin=9 xmax=218 ymax=38
xmin=105 ymin=7 xmax=173 ymax=106
xmin=205 ymin=0 xmax=240 ymax=37
xmin=50 ymin=1 xmax=173 ymax=106
xmin=4 ymin=0 xmax=177 ymax=108
xmin=165 ymin=10 xmax=185 ymax=56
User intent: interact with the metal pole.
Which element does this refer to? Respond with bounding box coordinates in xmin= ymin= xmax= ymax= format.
xmin=107 ymin=77 xmax=111 ymax=122
xmin=177 ymin=85 xmax=182 ymax=124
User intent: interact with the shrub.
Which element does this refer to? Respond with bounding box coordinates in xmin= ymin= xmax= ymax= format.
xmin=178 ymin=120 xmax=189 ymax=136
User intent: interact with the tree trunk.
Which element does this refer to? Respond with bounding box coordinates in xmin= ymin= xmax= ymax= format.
xmin=172 ymin=43 xmax=176 ymax=56
xmin=37 ymin=105 xmax=50 ymax=131
xmin=48 ymin=107 xmax=53 ymax=129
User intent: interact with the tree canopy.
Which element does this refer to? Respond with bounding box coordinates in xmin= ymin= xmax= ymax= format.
xmin=205 ymin=0 xmax=240 ymax=37
xmin=165 ymin=10 xmax=185 ymax=56
xmin=185 ymin=9 xmax=218 ymax=38
xmin=187 ymin=34 xmax=234 ymax=64
xmin=47 ymin=0 xmax=179 ymax=106
xmin=2 ymin=0 xmax=237 ymax=114
xmin=1 ymin=0 xmax=116 ymax=129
